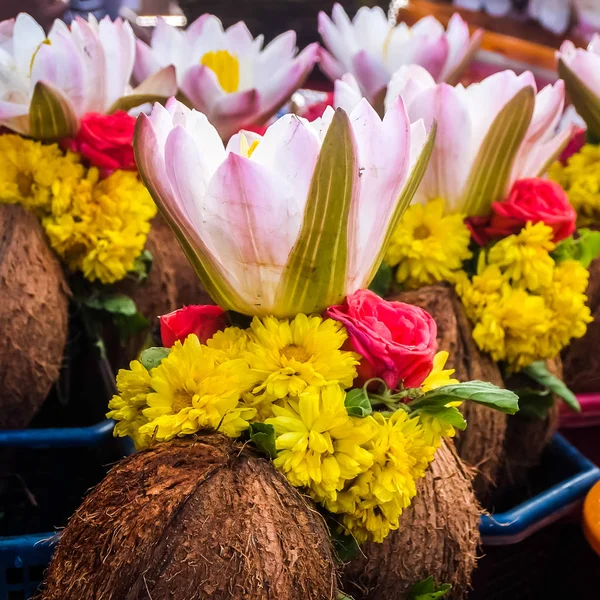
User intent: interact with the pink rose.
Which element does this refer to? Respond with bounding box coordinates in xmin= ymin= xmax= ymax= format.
xmin=160 ymin=305 xmax=228 ymax=347
xmin=467 ymin=178 xmax=577 ymax=245
xmin=325 ymin=289 xmax=438 ymax=390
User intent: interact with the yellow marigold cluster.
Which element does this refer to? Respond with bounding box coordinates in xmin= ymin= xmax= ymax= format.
xmin=108 ymin=313 xmax=459 ymax=544
xmin=455 ymin=222 xmax=592 ymax=371
xmin=549 ymin=145 xmax=600 ymax=226
xmin=0 ymin=134 xmax=155 ymax=284
xmin=385 ymin=198 xmax=472 ymax=289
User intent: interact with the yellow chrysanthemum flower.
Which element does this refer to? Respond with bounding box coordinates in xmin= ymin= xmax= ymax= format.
xmin=43 ymin=169 xmax=156 ymax=284
xmin=245 ymin=314 xmax=359 ymax=404
xmin=206 ymin=326 xmax=251 ymax=361
xmin=487 ymin=222 xmax=555 ymax=292
xmin=549 ymin=145 xmax=600 ymax=226
xmin=421 ymin=351 xmax=459 ymax=393
xmin=0 ymin=134 xmax=84 ymax=213
xmin=324 ymin=410 xmax=436 ymax=543
xmin=385 ymin=198 xmax=472 ymax=289
xmin=108 ymin=335 xmax=258 ymax=449
xmin=107 ymin=361 xmax=154 ymax=450
xmin=419 ymin=351 xmax=461 ymax=447
xmin=266 ymin=385 xmax=375 ymax=501
xmin=138 ymin=335 xmax=257 ymax=443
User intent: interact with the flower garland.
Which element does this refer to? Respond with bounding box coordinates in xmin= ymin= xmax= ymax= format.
xmin=549 ymin=144 xmax=600 ymax=227
xmin=384 ymin=180 xmax=594 ymax=372
xmin=0 ymin=130 xmax=155 ymax=285
xmin=108 ymin=290 xmax=517 ymax=544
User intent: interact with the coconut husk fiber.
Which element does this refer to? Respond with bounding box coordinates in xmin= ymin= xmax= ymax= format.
xmin=0 ymin=205 xmax=69 ymax=428
xmin=497 ymin=357 xmax=562 ymax=492
xmin=562 ymin=255 xmax=600 ymax=393
xmin=390 ymin=284 xmax=507 ymax=503
xmin=342 ymin=440 xmax=481 ymax=600
xmin=38 ymin=435 xmax=337 ymax=600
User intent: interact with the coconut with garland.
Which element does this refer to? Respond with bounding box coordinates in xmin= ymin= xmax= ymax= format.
xmin=332 ymin=64 xmax=598 ymax=501
xmin=39 ymin=95 xmax=517 ymax=598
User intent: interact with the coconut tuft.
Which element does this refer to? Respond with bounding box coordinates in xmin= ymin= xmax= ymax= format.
xmin=342 ymin=440 xmax=481 ymax=600
xmin=389 ymin=284 xmax=507 ymax=503
xmin=0 ymin=205 xmax=69 ymax=428
xmin=38 ymin=435 xmax=337 ymax=600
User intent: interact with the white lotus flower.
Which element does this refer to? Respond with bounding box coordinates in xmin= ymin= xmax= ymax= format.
xmin=134 ymin=98 xmax=433 ymax=317
xmin=454 ymin=0 xmax=512 ymax=18
xmin=134 ymin=14 xmax=319 ymax=140
xmin=336 ymin=66 xmax=572 ymax=216
xmin=557 ymin=35 xmax=600 ymax=140
xmin=318 ymin=4 xmax=482 ymax=107
xmin=528 ymin=0 xmax=572 ymax=35
xmin=0 ymin=13 xmax=176 ymax=140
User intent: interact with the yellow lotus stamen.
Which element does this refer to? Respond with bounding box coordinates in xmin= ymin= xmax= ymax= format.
xmin=30 ymin=38 xmax=51 ymax=77
xmin=239 ymin=134 xmax=260 ymax=158
xmin=200 ymin=49 xmax=240 ymax=93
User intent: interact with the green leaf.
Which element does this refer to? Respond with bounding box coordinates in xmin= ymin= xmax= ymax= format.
xmin=330 ymin=528 xmax=360 ymax=562
xmin=461 ymin=86 xmax=535 ymax=216
xmin=109 ymin=66 xmax=178 ymax=113
xmin=274 ymin=109 xmax=355 ymax=316
xmin=82 ymin=293 xmax=137 ymax=316
xmin=553 ymin=229 xmax=600 ymax=268
xmin=336 ymin=593 xmax=355 ymax=600
xmin=513 ymin=388 xmax=555 ymax=420
xmin=559 ymin=59 xmax=600 ymax=141
xmin=250 ymin=423 xmax=278 ymax=459
xmin=522 ymin=361 xmax=581 ymax=413
xmin=365 ymin=124 xmax=437 ymax=285
xmin=408 ymin=577 xmax=452 ymax=600
xmin=113 ymin=311 xmax=150 ymax=344
xmin=132 ymin=249 xmax=153 ymax=283
xmin=410 ymin=381 xmax=519 ymax=415
xmin=29 ymin=81 xmax=78 ymax=141
xmin=368 ymin=261 xmax=393 ymax=297
xmin=417 ymin=405 xmax=467 ymax=431
xmin=345 ymin=388 xmax=373 ymax=417
xmin=140 ymin=347 xmax=170 ymax=371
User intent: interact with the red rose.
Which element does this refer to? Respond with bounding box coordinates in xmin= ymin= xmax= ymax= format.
xmin=560 ymin=127 xmax=586 ymax=165
xmin=300 ymin=92 xmax=334 ymax=121
xmin=467 ymin=178 xmax=576 ymax=246
xmin=160 ymin=305 xmax=228 ymax=347
xmin=62 ymin=111 xmax=136 ymax=175
xmin=325 ymin=289 xmax=438 ymax=390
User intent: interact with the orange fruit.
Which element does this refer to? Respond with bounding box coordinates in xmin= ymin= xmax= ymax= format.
xmin=583 ymin=481 xmax=600 ymax=556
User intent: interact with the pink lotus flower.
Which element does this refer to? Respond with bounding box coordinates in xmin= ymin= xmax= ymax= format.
xmin=318 ymin=4 xmax=482 ymax=107
xmin=325 ymin=289 xmax=438 ymax=390
xmin=134 ymin=97 xmax=433 ymax=318
xmin=557 ymin=35 xmax=600 ymax=141
xmin=337 ymin=65 xmax=573 ymax=217
xmin=0 ymin=13 xmax=177 ymax=141
xmin=134 ymin=14 xmax=318 ymax=140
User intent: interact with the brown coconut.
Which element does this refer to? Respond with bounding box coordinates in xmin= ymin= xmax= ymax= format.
xmin=562 ymin=254 xmax=600 ymax=393
xmin=342 ymin=440 xmax=481 ymax=600
xmin=390 ymin=284 xmax=507 ymax=502
xmin=38 ymin=435 xmax=337 ymax=600
xmin=497 ymin=357 xmax=562 ymax=491
xmin=0 ymin=205 xmax=69 ymax=428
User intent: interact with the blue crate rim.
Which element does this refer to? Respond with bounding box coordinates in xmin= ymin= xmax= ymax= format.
xmin=480 ymin=433 xmax=600 ymax=542
xmin=0 ymin=419 xmax=116 ymax=449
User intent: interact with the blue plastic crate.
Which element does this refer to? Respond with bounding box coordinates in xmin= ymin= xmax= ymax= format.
xmin=480 ymin=433 xmax=600 ymax=545
xmin=0 ymin=534 xmax=58 ymax=600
